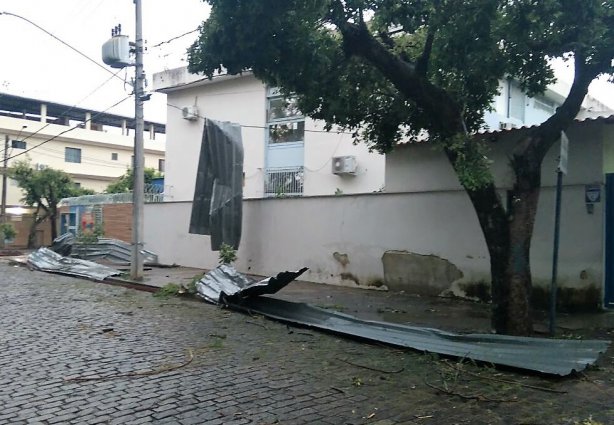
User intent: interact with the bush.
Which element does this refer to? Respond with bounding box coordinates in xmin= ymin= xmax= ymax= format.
xmin=218 ymin=243 xmax=237 ymax=265
xmin=76 ymin=222 xmax=105 ymax=244
xmin=0 ymin=223 xmax=16 ymax=241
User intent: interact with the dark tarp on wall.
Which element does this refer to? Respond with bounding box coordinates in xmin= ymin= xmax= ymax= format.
xmin=189 ymin=119 xmax=244 ymax=250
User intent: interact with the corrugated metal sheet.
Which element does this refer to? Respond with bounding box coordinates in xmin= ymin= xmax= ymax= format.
xmin=196 ymin=264 xmax=308 ymax=304
xmin=28 ymin=248 xmax=122 ymax=281
xmin=397 ymin=113 xmax=614 ymax=145
xmin=197 ymin=266 xmax=610 ymax=376
xmin=71 ymin=238 xmax=158 ymax=265
xmin=476 ymin=113 xmax=614 ymax=136
xmin=189 ymin=119 xmax=243 ymax=250
xmin=232 ymin=298 xmax=609 ymax=376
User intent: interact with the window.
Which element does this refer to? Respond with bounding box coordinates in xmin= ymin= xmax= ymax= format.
xmin=267 ymin=97 xmax=301 ymax=121
xmin=158 ymin=159 xmax=165 ymax=173
xmin=74 ymin=182 xmax=81 ymax=189
xmin=65 ymin=147 xmax=82 ymax=163
xmin=266 ymin=88 xmax=304 ymax=145
xmin=111 ymin=152 xmax=118 ymax=161
xmin=268 ymin=121 xmax=305 ymax=144
xmin=93 ymin=205 xmax=103 ymax=226
xmin=507 ymin=81 xmax=526 ymax=122
xmin=534 ymin=96 xmax=556 ymax=114
xmin=11 ymin=140 xmax=26 ymax=149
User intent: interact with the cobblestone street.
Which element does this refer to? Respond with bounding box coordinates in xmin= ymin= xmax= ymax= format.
xmin=1 ymin=263 xmax=614 ymax=424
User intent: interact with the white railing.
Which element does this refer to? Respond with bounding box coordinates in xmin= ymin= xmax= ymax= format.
xmin=264 ymin=167 xmax=304 ymax=197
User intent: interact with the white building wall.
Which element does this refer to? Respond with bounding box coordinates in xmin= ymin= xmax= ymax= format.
xmin=384 ymin=121 xmax=604 ymax=294
xmin=155 ymin=69 xmax=386 ymax=199
xmin=144 ymin=120 xmax=605 ymax=305
xmin=302 ymin=121 xmax=385 ymax=196
xmin=144 ymin=185 xmax=602 ymax=299
xmin=163 ymin=75 xmax=267 ymax=201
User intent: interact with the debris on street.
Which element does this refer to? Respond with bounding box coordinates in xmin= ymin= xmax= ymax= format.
xmin=197 ymin=265 xmax=610 ymax=376
xmin=195 ymin=264 xmax=308 ymax=304
xmin=50 ymin=233 xmax=158 ymax=265
xmin=49 ymin=232 xmax=75 ymax=256
xmin=27 ymin=247 xmax=122 ymax=281
xmin=71 ymin=237 xmax=158 ymax=265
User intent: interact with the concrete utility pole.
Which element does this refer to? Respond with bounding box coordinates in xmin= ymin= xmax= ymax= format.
xmin=131 ymin=0 xmax=145 ymax=280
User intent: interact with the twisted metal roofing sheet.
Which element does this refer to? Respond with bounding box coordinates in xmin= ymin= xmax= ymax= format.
xmin=28 ymin=247 xmax=122 ymax=281
xmin=197 ymin=266 xmax=609 ymax=376
xmin=232 ymin=297 xmax=609 ymax=376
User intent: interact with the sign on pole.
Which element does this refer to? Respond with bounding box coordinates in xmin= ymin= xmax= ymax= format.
xmin=558 ymin=131 xmax=569 ymax=175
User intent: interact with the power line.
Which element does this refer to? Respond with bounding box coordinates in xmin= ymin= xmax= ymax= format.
xmin=151 ymin=28 xmax=199 ymax=48
xmin=0 ymin=12 xmax=124 ymax=83
xmin=32 ymin=146 xmax=136 ymax=169
xmin=0 ymin=11 xmax=133 ymax=156
xmin=6 ymin=96 xmax=132 ymax=162
xmin=0 ymin=68 xmax=126 ymax=155
xmin=166 ymin=102 xmax=355 ymax=135
xmin=166 ymin=101 xmax=353 ymax=173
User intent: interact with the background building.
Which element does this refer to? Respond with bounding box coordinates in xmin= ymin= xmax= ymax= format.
xmin=0 ymin=93 xmax=166 ymax=210
xmin=153 ymin=67 xmax=611 ymax=201
xmin=153 ymin=69 xmax=385 ymax=201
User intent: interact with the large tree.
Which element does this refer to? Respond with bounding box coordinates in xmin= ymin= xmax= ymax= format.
xmin=188 ymin=0 xmax=614 ymax=335
xmin=10 ymin=161 xmax=93 ymax=246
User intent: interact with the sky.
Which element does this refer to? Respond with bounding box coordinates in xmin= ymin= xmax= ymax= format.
xmin=0 ymin=1 xmax=612 ymax=126
xmin=0 ymin=0 xmax=211 ymax=123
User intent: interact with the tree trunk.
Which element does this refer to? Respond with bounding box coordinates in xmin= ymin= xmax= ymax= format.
xmin=497 ymin=184 xmax=540 ymax=335
xmin=461 ymin=149 xmax=542 ymax=336
xmin=28 ymin=206 xmax=47 ymax=249
xmin=448 ymin=143 xmax=545 ymax=336
xmin=495 ymin=150 xmax=542 ymax=335
xmin=50 ymin=212 xmax=58 ymax=241
xmin=27 ymin=217 xmax=40 ymax=249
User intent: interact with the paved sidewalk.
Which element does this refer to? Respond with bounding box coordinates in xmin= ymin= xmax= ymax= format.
xmin=1 ymin=263 xmax=613 ymax=424
xmin=139 ymin=265 xmax=614 ymax=335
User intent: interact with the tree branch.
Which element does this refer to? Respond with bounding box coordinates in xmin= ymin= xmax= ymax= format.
xmin=519 ymin=53 xmax=599 ymax=162
xmin=416 ymin=26 xmax=435 ymax=76
xmin=334 ymin=20 xmax=463 ymax=136
xmin=328 ymin=0 xmax=347 ymax=25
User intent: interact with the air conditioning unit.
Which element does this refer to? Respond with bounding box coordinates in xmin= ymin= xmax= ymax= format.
xmin=34 ymin=163 xmax=48 ymax=171
xmin=332 ymin=156 xmax=357 ymax=175
xmin=182 ymin=106 xmax=199 ymax=121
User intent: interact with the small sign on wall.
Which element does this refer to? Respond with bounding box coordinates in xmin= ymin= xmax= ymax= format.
xmin=585 ymin=185 xmax=601 ymax=204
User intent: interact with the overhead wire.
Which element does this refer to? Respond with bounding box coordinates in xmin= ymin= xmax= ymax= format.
xmin=0 ymin=11 xmax=134 ymax=155
xmin=31 ymin=145 xmax=139 ymax=169
xmin=5 ymin=95 xmax=132 ymax=162
xmin=166 ymin=102 xmax=355 ymax=135
xmin=0 ymin=68 xmax=127 ymax=156
xmin=0 ymin=9 xmax=162 ymax=179
xmin=0 ymin=12 xmax=124 ymax=83
xmin=150 ymin=28 xmax=200 ymax=48
xmin=166 ymin=102 xmax=355 ymax=175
